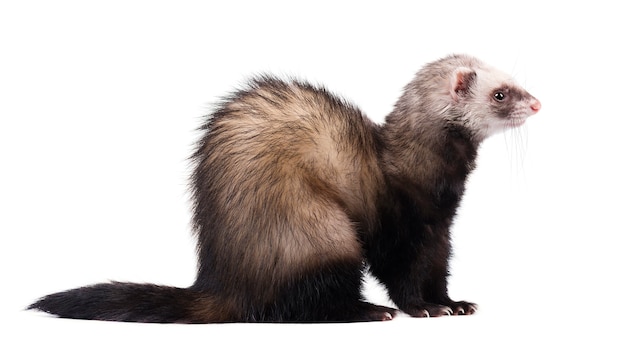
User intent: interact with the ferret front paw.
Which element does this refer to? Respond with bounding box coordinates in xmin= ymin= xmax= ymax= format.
xmin=449 ymin=301 xmax=478 ymax=315
xmin=404 ymin=303 xmax=453 ymax=318
xmin=404 ymin=301 xmax=478 ymax=317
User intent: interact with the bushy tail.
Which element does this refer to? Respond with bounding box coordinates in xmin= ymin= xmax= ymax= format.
xmin=28 ymin=282 xmax=231 ymax=323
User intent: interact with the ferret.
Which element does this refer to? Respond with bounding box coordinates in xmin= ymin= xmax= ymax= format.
xmin=29 ymin=54 xmax=541 ymax=323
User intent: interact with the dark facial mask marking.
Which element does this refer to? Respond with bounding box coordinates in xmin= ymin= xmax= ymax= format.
xmin=490 ymin=85 xmax=527 ymax=119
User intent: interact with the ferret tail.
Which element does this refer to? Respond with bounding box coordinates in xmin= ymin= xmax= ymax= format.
xmin=27 ymin=282 xmax=235 ymax=323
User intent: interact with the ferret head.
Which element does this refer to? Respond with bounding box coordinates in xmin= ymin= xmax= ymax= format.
xmin=448 ymin=58 xmax=540 ymax=139
xmin=406 ymin=54 xmax=541 ymax=141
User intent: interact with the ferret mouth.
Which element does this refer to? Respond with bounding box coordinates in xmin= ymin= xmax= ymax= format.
xmin=507 ymin=117 xmax=526 ymax=128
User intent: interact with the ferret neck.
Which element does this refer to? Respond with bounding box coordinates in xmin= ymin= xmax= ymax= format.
xmin=377 ymin=115 xmax=479 ymax=189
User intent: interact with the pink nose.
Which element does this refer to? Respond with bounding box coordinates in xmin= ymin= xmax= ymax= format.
xmin=530 ymin=99 xmax=541 ymax=113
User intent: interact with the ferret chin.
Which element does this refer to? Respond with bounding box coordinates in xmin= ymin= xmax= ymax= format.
xmin=29 ymin=54 xmax=540 ymax=323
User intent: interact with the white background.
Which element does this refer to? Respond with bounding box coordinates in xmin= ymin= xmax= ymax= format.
xmin=2 ymin=1 xmax=625 ymax=354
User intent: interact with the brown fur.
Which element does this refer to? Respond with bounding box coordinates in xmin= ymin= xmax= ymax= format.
xmin=191 ymin=77 xmax=379 ymax=302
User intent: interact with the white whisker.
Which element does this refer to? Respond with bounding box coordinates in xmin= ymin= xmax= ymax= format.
xmin=508 ymin=123 xmax=528 ymax=185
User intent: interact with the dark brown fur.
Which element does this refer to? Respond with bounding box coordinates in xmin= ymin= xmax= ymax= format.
xmin=29 ymin=55 xmax=540 ymax=322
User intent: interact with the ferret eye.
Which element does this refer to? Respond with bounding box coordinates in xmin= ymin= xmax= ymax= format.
xmin=494 ymin=92 xmax=506 ymax=101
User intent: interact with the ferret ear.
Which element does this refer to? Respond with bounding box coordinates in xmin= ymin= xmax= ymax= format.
xmin=450 ymin=67 xmax=476 ymax=101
